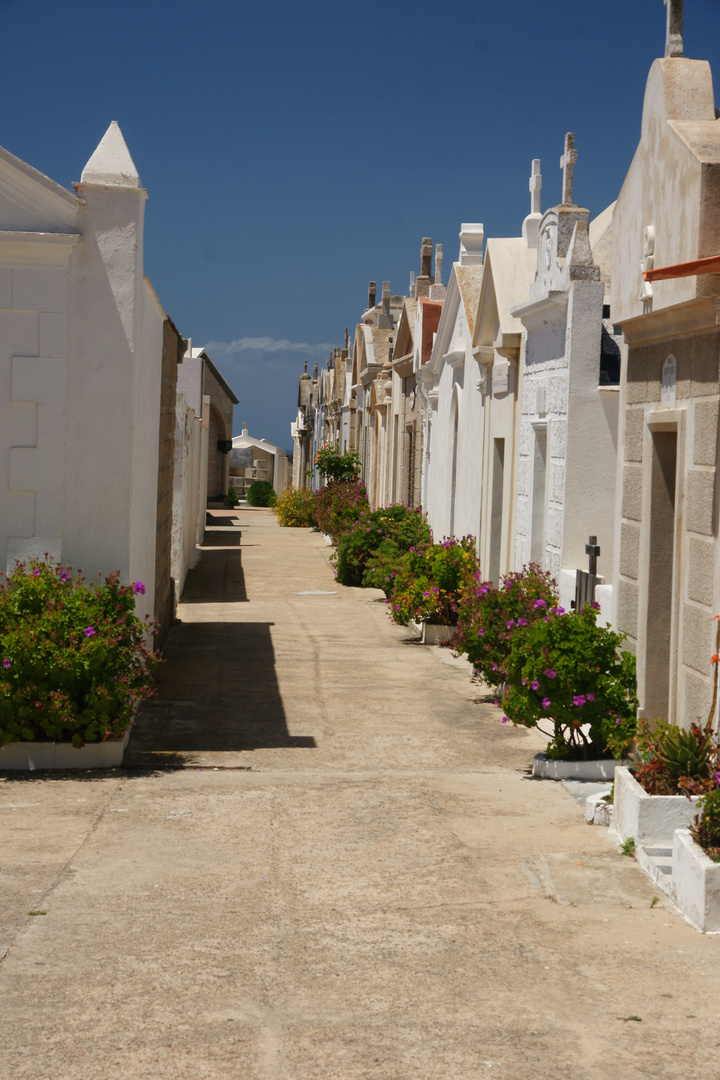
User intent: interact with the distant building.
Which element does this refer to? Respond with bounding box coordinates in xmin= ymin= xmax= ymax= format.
xmin=230 ymin=425 xmax=290 ymax=497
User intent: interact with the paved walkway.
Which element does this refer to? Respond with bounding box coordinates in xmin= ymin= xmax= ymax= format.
xmin=1 ymin=511 xmax=720 ymax=1079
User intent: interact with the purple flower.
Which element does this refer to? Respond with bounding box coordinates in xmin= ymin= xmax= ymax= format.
xmin=61 ymin=572 xmax=70 ymax=582
xmin=531 ymin=680 xmax=539 ymax=690
xmin=542 ymin=697 xmax=551 ymax=710
xmin=573 ymin=695 xmax=586 ymax=708
xmin=501 ymin=716 xmax=509 ymax=724
xmin=545 ymin=669 xmax=556 ymax=679
xmin=133 ymin=581 xmax=146 ymax=595
xmin=555 ymin=606 xmax=566 ymax=615
xmin=478 ymin=585 xmax=489 ymax=595
xmin=33 ymin=568 xmax=41 ymax=577
xmin=504 ymin=581 xmax=513 ymax=590
xmin=477 ymin=629 xmax=484 ymax=637
xmin=494 ymin=699 xmax=500 ymax=707
xmin=507 ymin=619 xmax=514 ymax=629
xmin=2 ymin=659 xmax=10 ymax=669
xmin=84 ymin=627 xmax=96 ymax=637
xmin=533 ymin=599 xmax=547 ymax=609
xmin=615 ymin=718 xmax=621 ymax=725
xmin=586 ymin=693 xmax=595 ymax=702
xmin=517 ymin=618 xmax=527 ymax=626
xmin=715 ymin=771 xmax=720 ymax=788
xmin=522 ymin=678 xmax=527 ymax=685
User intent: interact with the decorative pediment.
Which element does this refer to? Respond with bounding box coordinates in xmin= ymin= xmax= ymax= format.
xmin=0 ymin=145 xmax=79 ymax=234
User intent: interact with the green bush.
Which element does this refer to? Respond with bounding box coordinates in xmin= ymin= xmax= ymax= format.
xmin=274 ymin=487 xmax=318 ymax=528
xmin=452 ymin=564 xmax=558 ymax=686
xmin=691 ymin=788 xmax=720 ymax=860
xmin=246 ymin=480 xmax=277 ymax=507
xmin=314 ymin=445 xmax=362 ymax=484
xmin=334 ymin=505 xmax=431 ymax=589
xmin=501 ymin=604 xmax=637 ymax=760
xmin=387 ymin=537 xmax=479 ymax=624
xmin=314 ymin=481 xmax=369 ymax=541
xmin=0 ymin=560 xmax=158 ymax=747
xmin=227 ymin=486 xmax=240 ymax=507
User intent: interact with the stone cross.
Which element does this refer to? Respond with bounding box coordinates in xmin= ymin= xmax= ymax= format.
xmin=665 ymin=0 xmax=683 ymax=58
xmin=585 ymin=535 xmax=600 ymax=576
xmin=560 ymin=133 xmax=577 ymax=205
xmin=530 ymin=158 xmax=542 ymax=215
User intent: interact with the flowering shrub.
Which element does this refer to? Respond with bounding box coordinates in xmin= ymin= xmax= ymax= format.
xmin=452 ymin=564 xmax=558 ymax=685
xmin=334 ymin=505 xmax=431 ymax=589
xmin=246 ymin=480 xmax=277 ymax=507
xmin=314 ymin=481 xmax=369 ymax=542
xmin=387 ymin=537 xmax=479 ymax=625
xmin=500 ymin=605 xmax=637 ymax=760
xmin=0 ymin=560 xmax=158 ymax=748
xmin=314 ymin=445 xmax=361 ymax=484
xmin=274 ymin=487 xmax=318 ymax=528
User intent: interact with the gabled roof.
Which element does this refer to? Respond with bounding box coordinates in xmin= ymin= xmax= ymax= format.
xmin=474 ymin=238 xmax=537 ymax=348
xmin=0 ymin=144 xmax=80 ymax=233
xmin=192 ymin=347 xmax=240 ymax=404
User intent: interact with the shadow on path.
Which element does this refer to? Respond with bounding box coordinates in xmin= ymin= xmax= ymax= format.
xmin=127 ymin=550 xmax=316 ymax=763
xmin=180 ymin=546 xmax=248 ymax=604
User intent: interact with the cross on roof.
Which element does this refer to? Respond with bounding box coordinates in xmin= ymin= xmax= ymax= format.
xmin=560 ymin=133 xmax=577 ymax=206
xmin=665 ymin=0 xmax=684 ymax=57
xmin=530 ymin=159 xmax=542 ymax=215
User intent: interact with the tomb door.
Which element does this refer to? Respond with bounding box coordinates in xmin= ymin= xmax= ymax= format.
xmin=644 ymin=427 xmax=678 ymax=721
xmin=530 ymin=426 xmax=548 ymax=566
xmin=489 ymin=438 xmax=505 ymax=585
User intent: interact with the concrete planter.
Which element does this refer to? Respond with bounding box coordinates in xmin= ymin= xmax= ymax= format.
xmin=532 ymin=752 xmax=628 ymax=781
xmin=408 ymin=619 xmax=456 ymax=645
xmin=612 ymin=765 xmax=700 ymax=846
xmin=0 ymin=728 xmax=131 ymax=771
xmin=672 ymin=829 xmax=720 ymax=933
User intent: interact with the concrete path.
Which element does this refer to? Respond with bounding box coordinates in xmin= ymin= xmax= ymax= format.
xmin=1 ymin=510 xmax=719 ymax=1079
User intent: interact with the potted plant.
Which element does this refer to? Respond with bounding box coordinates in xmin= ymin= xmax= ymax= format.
xmin=387 ymin=537 xmax=479 ymax=644
xmin=613 ymin=721 xmax=715 ymax=847
xmin=500 ymin=603 xmax=637 ymax=779
xmin=672 ymin=789 xmax=720 ymax=932
xmin=0 ymin=560 xmax=158 ymax=769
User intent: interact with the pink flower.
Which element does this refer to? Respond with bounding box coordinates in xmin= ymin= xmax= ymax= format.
xmin=133 ymin=581 xmax=146 ymax=595
xmin=84 ymin=627 xmax=96 ymax=637
xmin=586 ymin=693 xmax=595 ymax=702
xmin=542 ymin=697 xmax=551 ymax=710
xmin=477 ymin=629 xmax=484 ymax=636
xmin=507 ymin=620 xmax=514 ymax=629
xmin=2 ymin=659 xmax=10 ymax=669
xmin=533 ymin=599 xmax=546 ymax=608
xmin=501 ymin=717 xmax=509 ymax=724
xmin=61 ymin=572 xmax=70 ymax=582
xmin=545 ymin=669 xmax=556 ymax=679
xmin=33 ymin=568 xmax=41 ymax=577
xmin=531 ymin=680 xmax=539 ymax=690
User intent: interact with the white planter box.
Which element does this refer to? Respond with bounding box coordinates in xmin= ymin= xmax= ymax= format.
xmin=672 ymin=829 xmax=720 ymax=933
xmin=612 ymin=765 xmax=700 ymax=846
xmin=0 ymin=728 xmax=131 ymax=771
xmin=532 ymin=753 xmax=629 ymax=781
xmin=407 ymin=619 xmax=456 ymax=645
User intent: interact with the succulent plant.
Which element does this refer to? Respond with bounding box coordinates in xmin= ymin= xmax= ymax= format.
xmin=658 ymin=724 xmax=713 ymax=784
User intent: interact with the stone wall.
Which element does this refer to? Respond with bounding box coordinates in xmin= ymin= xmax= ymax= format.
xmin=154 ymin=319 xmax=183 ymax=646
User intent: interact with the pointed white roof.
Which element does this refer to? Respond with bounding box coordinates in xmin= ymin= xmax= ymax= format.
xmin=81 ymin=122 xmax=141 ymax=188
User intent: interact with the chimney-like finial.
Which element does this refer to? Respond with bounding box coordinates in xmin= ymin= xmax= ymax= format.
xmin=664 ymin=0 xmax=683 ymax=57
xmin=344 ymin=327 xmax=349 ymax=350
xmin=304 ymin=359 xmax=308 ymax=374
xmin=435 ymin=243 xmax=443 ymax=286
xmin=420 ymin=236 xmax=433 ymax=278
xmin=368 ymin=281 xmax=377 ymax=309
xmin=409 ymin=271 xmax=416 ymax=297
xmin=560 ymin=133 xmax=578 ymax=206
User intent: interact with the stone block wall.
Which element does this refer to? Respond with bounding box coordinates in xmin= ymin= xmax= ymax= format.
xmin=617 ymin=330 xmax=720 ymax=725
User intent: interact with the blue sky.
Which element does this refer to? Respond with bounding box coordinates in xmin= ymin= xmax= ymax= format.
xmin=3 ymin=0 xmax=720 ymax=451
